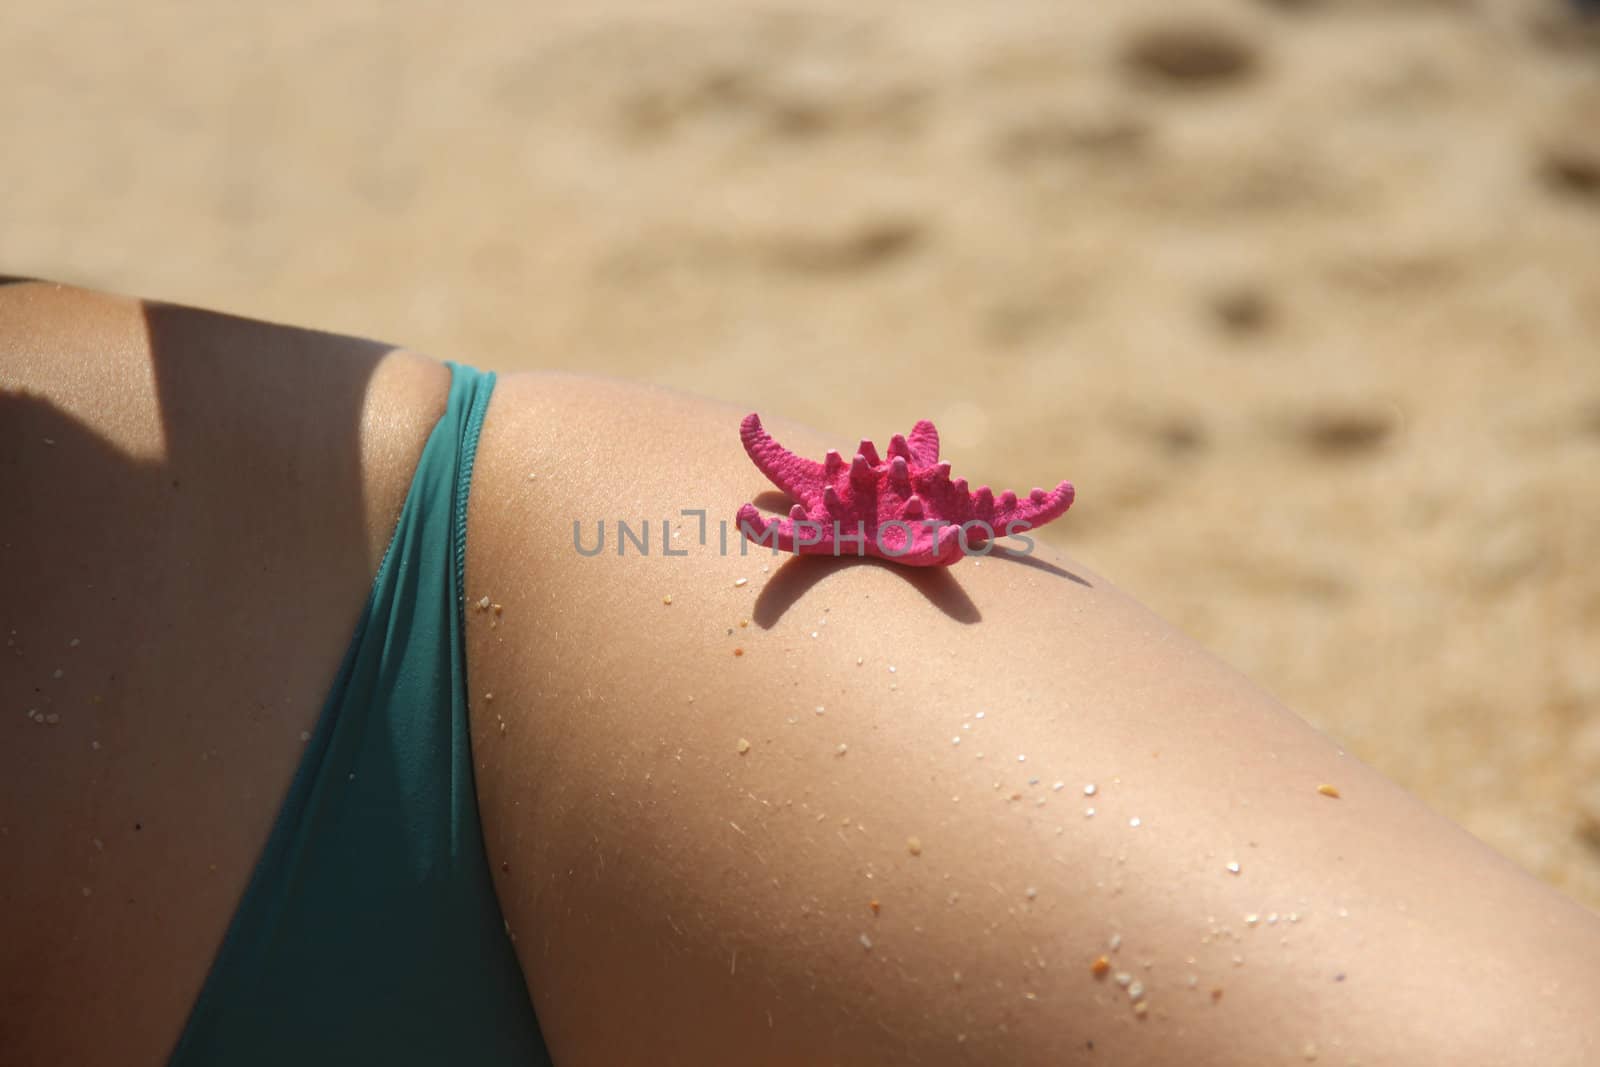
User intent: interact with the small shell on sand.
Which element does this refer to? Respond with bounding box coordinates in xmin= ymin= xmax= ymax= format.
xmin=1317 ymin=783 xmax=1341 ymax=798
xmin=907 ymin=836 xmax=923 ymax=856
xmin=737 ymin=738 xmax=751 ymax=754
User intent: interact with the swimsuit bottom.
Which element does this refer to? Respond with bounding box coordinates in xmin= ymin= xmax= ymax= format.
xmin=168 ymin=363 xmax=553 ymax=1065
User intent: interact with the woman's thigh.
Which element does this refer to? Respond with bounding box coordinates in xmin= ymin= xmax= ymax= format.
xmin=467 ymin=371 xmax=1600 ymax=1066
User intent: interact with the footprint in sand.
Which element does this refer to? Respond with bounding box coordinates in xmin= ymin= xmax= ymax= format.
xmin=1209 ymin=286 xmax=1275 ymax=336
xmin=1538 ymin=142 xmax=1600 ymax=204
xmin=1120 ymin=19 xmax=1261 ymax=88
xmin=1150 ymin=415 xmax=1209 ymax=456
xmin=1110 ymin=410 xmax=1209 ymax=459
xmin=617 ymin=66 xmax=926 ymax=144
xmin=762 ymin=218 xmax=926 ymax=275
xmin=1525 ymin=5 xmax=1600 ymax=55
xmin=1284 ymin=407 xmax=1396 ymax=457
xmin=995 ymin=111 xmax=1152 ymax=167
xmin=1255 ymin=0 xmax=1476 ymax=11
xmin=1580 ymin=399 xmax=1600 ymax=441
xmin=1579 ymin=795 xmax=1600 ymax=859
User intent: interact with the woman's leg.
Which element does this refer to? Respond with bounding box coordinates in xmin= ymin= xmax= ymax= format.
xmin=9 ymin=279 xmax=1596 ymax=1064
xmin=467 ymin=371 xmax=1600 ymax=1066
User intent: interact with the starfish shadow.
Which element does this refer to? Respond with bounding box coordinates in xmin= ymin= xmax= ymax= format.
xmin=751 ymin=553 xmax=983 ymax=627
xmin=983 ymin=544 xmax=1093 ymax=587
xmin=750 ymin=490 xmax=800 ymax=513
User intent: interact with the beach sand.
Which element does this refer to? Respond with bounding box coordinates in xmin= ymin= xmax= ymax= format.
xmin=5 ymin=0 xmax=1599 ymax=908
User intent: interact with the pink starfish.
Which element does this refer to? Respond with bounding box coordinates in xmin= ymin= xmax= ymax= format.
xmin=735 ymin=413 xmax=1074 ymax=567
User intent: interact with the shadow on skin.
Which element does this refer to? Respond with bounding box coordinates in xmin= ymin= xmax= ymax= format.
xmin=986 ymin=544 xmax=1093 ymax=586
xmin=751 ymin=551 xmax=983 ymax=626
xmin=749 ymin=489 xmax=798 ymax=514
xmin=2 ymin=280 xmax=399 ymax=1064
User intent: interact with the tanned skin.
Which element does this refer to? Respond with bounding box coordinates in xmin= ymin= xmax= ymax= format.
xmin=4 ymin=281 xmax=1598 ymax=1066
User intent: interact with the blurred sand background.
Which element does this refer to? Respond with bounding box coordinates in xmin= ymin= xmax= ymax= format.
xmin=4 ymin=0 xmax=1599 ymax=908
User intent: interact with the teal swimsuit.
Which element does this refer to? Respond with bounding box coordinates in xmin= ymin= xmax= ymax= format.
xmin=169 ymin=364 xmax=552 ymax=1065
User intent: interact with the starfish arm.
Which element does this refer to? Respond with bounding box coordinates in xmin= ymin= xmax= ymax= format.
xmin=736 ymin=502 xmax=848 ymax=557
xmin=924 ymin=523 xmax=965 ymax=566
xmin=995 ymin=481 xmax=1075 ymax=533
xmin=956 ymin=516 xmax=997 ymax=549
xmin=740 ymin=414 xmax=826 ymax=508
xmin=735 ymin=503 xmax=800 ymax=555
xmin=970 ymin=486 xmax=996 ymax=525
xmin=906 ymin=420 xmax=941 ymax=466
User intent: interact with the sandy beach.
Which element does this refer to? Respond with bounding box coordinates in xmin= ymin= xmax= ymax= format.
xmin=5 ymin=0 xmax=1599 ymax=909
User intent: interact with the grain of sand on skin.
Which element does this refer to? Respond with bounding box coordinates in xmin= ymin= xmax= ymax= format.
xmin=673 ymin=564 xmax=1370 ymax=1048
